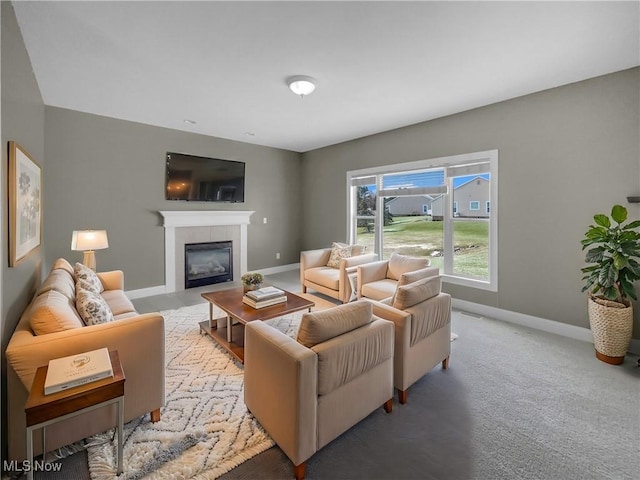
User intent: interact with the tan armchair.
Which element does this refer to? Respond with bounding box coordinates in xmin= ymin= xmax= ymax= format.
xmin=365 ymin=274 xmax=451 ymax=404
xmin=300 ymin=244 xmax=378 ymax=303
xmin=357 ymin=252 xmax=433 ymax=301
xmin=244 ymin=301 xmax=394 ymax=480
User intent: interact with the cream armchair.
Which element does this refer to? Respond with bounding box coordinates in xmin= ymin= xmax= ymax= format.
xmin=365 ymin=274 xmax=452 ymax=404
xmin=244 ymin=301 xmax=394 ymax=480
xmin=300 ymin=244 xmax=378 ymax=303
xmin=357 ymin=252 xmax=433 ymax=301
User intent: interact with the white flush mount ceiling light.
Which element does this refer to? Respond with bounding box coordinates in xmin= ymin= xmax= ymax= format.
xmin=287 ymin=75 xmax=317 ymax=97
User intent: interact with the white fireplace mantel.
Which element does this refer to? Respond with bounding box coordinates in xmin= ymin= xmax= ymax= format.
xmin=159 ymin=210 xmax=254 ymax=292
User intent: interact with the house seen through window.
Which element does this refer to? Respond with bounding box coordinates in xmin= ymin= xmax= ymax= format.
xmin=348 ymin=150 xmax=498 ymax=291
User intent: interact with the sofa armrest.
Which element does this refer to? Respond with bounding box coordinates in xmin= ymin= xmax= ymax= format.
xmin=7 ymin=313 xmax=164 ymax=393
xmin=341 ymin=253 xmax=378 ymax=269
xmin=338 ymin=253 xmax=379 ymax=302
xmin=244 ymin=322 xmax=318 ymax=466
xmin=97 ymin=270 xmax=124 ymax=291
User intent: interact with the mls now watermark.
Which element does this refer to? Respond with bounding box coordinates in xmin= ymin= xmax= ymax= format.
xmin=3 ymin=459 xmax=63 ymax=473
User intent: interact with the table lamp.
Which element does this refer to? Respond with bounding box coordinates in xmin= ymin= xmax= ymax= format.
xmin=71 ymin=230 xmax=109 ymax=271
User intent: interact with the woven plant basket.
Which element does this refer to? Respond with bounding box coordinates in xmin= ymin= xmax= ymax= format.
xmin=587 ymin=294 xmax=633 ymax=365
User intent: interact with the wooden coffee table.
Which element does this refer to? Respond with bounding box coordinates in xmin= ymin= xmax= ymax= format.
xmin=199 ymin=286 xmax=314 ymax=363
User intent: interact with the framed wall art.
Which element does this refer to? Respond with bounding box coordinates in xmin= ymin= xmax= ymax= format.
xmin=8 ymin=141 xmax=41 ymax=266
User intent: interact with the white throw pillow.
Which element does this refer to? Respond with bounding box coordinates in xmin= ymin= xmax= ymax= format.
xmin=76 ymin=288 xmax=114 ymax=325
xmin=74 ymin=262 xmax=104 ymax=294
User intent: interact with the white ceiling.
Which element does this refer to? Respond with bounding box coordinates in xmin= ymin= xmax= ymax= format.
xmin=12 ymin=1 xmax=640 ymax=153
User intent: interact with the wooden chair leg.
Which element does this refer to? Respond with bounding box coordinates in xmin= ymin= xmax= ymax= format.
xmin=442 ymin=356 xmax=450 ymax=369
xmin=398 ymin=389 xmax=408 ymax=405
xmin=293 ymin=461 xmax=306 ymax=480
xmin=383 ymin=399 xmax=393 ymax=413
xmin=150 ymin=409 xmax=161 ymax=423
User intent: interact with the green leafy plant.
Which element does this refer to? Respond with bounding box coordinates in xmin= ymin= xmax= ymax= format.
xmin=241 ymin=272 xmax=264 ymax=286
xmin=581 ymin=204 xmax=640 ymax=306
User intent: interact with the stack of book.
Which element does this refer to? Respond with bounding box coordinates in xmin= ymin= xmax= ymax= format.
xmin=242 ymin=286 xmax=287 ymax=309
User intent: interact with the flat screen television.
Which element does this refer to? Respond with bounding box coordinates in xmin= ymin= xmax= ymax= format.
xmin=165 ymin=152 xmax=245 ymax=202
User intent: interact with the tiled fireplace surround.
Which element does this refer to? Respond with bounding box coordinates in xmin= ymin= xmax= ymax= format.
xmin=159 ymin=211 xmax=254 ymax=293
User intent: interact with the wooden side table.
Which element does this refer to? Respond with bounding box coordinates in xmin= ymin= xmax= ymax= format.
xmin=25 ymin=350 xmax=125 ymax=480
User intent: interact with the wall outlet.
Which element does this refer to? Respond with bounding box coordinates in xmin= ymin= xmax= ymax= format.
xmin=263 ymin=217 xmax=267 ymax=224
xmin=276 ymin=252 xmax=280 ymax=259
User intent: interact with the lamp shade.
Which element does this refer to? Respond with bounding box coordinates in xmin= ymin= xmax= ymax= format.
xmin=71 ymin=230 xmax=109 ymax=251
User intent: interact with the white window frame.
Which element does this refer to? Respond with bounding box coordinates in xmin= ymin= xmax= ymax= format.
xmin=469 ymin=201 xmax=480 ymax=211
xmin=347 ymin=149 xmax=498 ymax=292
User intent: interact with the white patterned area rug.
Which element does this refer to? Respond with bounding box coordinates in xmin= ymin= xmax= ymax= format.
xmin=87 ymin=302 xmax=280 ymax=480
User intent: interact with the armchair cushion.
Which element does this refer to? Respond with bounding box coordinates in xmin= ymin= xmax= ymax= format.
xmin=393 ymin=276 xmax=442 ymax=310
xmin=305 ymin=266 xmax=340 ymax=291
xmin=312 ymin=318 xmax=394 ymax=396
xmin=297 ymin=301 xmax=373 ymax=348
xmin=386 ymin=253 xmax=430 ymax=281
xmin=390 ymin=266 xmax=440 ymax=304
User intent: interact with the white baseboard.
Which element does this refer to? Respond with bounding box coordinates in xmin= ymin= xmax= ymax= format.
xmin=255 ymin=263 xmax=300 ymax=276
xmin=126 ymin=285 xmax=167 ymax=299
xmin=453 ymin=299 xmax=640 ymax=356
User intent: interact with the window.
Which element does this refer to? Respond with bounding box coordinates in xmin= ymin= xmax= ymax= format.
xmin=347 ymin=150 xmax=498 ymax=291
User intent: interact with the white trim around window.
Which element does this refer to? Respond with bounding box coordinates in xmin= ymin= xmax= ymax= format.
xmin=347 ymin=149 xmax=498 ymax=292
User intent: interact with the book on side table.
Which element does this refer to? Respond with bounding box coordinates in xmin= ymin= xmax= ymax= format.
xmin=44 ymin=347 xmax=114 ymax=395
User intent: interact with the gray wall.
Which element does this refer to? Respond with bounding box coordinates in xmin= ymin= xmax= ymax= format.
xmin=44 ymin=108 xmax=302 ymax=290
xmin=301 ymin=68 xmax=640 ymax=339
xmin=1 ymin=0 xmax=46 ymax=456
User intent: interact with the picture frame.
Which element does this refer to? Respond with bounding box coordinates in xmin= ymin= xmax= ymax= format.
xmin=8 ymin=141 xmax=42 ymax=267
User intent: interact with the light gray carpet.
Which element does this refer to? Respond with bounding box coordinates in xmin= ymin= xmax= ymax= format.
xmin=218 ymin=311 xmax=640 ymax=480
xmin=30 ymin=309 xmax=640 ymax=480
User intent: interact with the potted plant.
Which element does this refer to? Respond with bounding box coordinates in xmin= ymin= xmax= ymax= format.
xmin=581 ymin=204 xmax=640 ymax=364
xmin=241 ymin=272 xmax=264 ymax=292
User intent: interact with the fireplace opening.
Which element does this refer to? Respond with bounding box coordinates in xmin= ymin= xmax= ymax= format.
xmin=185 ymin=241 xmax=233 ymax=289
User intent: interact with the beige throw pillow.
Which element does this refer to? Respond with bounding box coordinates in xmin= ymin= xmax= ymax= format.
xmin=335 ymin=242 xmax=367 ymax=256
xmin=327 ymin=242 xmax=353 ymax=268
xmin=297 ymin=301 xmax=373 ymax=348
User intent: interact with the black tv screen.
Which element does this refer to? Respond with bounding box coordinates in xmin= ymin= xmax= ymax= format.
xmin=166 ymin=152 xmax=245 ymax=202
